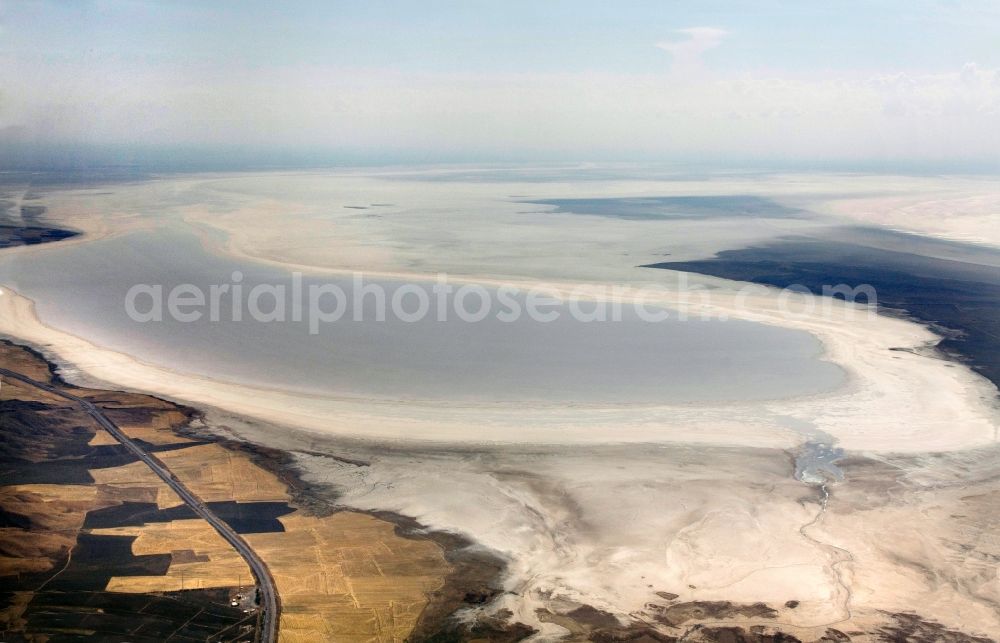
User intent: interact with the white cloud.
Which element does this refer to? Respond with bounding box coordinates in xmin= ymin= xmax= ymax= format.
xmin=655 ymin=27 xmax=729 ymax=75
xmin=1 ymin=52 xmax=998 ymax=165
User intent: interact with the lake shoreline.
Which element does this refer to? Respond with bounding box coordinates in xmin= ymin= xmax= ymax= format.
xmin=644 ymin=228 xmax=1000 ymax=395
xmin=0 ymin=337 xmax=527 ymax=641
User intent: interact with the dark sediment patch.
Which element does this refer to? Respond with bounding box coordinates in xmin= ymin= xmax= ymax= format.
xmin=345 ymin=506 xmax=518 ymax=641
xmin=530 ymin=600 xmax=827 ymax=643
xmin=417 ymin=608 xmax=536 ymax=643
xmin=678 ymin=625 xmax=802 ymax=642
xmin=820 ymin=629 xmax=852 ymax=642
xmin=642 ymin=228 xmax=1000 ymax=392
xmin=876 ymin=612 xmax=994 ymax=643
xmin=590 ymin=629 xmax=678 ymax=642
xmin=565 ymin=605 xmax=622 ymax=629
xmin=526 ymin=195 xmax=806 ymax=221
xmin=647 ymin=601 xmax=778 ymax=628
xmin=540 ymin=605 xmax=684 ymax=642
xmin=535 ymin=604 xmax=623 ymax=640
xmin=537 ymin=602 xmax=857 ymax=643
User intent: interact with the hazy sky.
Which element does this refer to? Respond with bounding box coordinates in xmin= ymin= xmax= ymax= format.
xmin=2 ymin=0 xmax=999 ymax=168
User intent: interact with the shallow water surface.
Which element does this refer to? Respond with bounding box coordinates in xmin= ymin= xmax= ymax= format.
xmin=1 ymin=228 xmax=844 ymax=404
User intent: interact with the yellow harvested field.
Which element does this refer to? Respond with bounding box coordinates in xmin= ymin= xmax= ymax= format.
xmin=0 ymin=484 xmax=102 ymax=576
xmin=87 ymin=430 xmax=120 ymax=446
xmin=113 ymin=406 xmax=201 ymax=444
xmin=0 ymin=376 xmax=65 ymax=404
xmin=89 ymin=461 xmax=184 ymax=508
xmin=0 ymin=343 xmax=55 ymax=381
xmin=1 ymin=484 xmax=99 ymax=504
xmin=246 ymin=512 xmax=450 ymax=643
xmin=95 ymin=519 xmax=252 ymax=592
xmin=1 ymin=343 xmax=456 ymax=641
xmin=154 ymin=443 xmax=289 ymax=503
xmin=130 ymin=408 xmax=190 ymax=430
xmin=117 ymin=425 xmax=199 ymax=445
xmin=95 ymin=483 xmax=160 ymax=505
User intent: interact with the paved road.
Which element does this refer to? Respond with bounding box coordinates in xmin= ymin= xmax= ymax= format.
xmin=0 ymin=367 xmax=280 ymax=643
